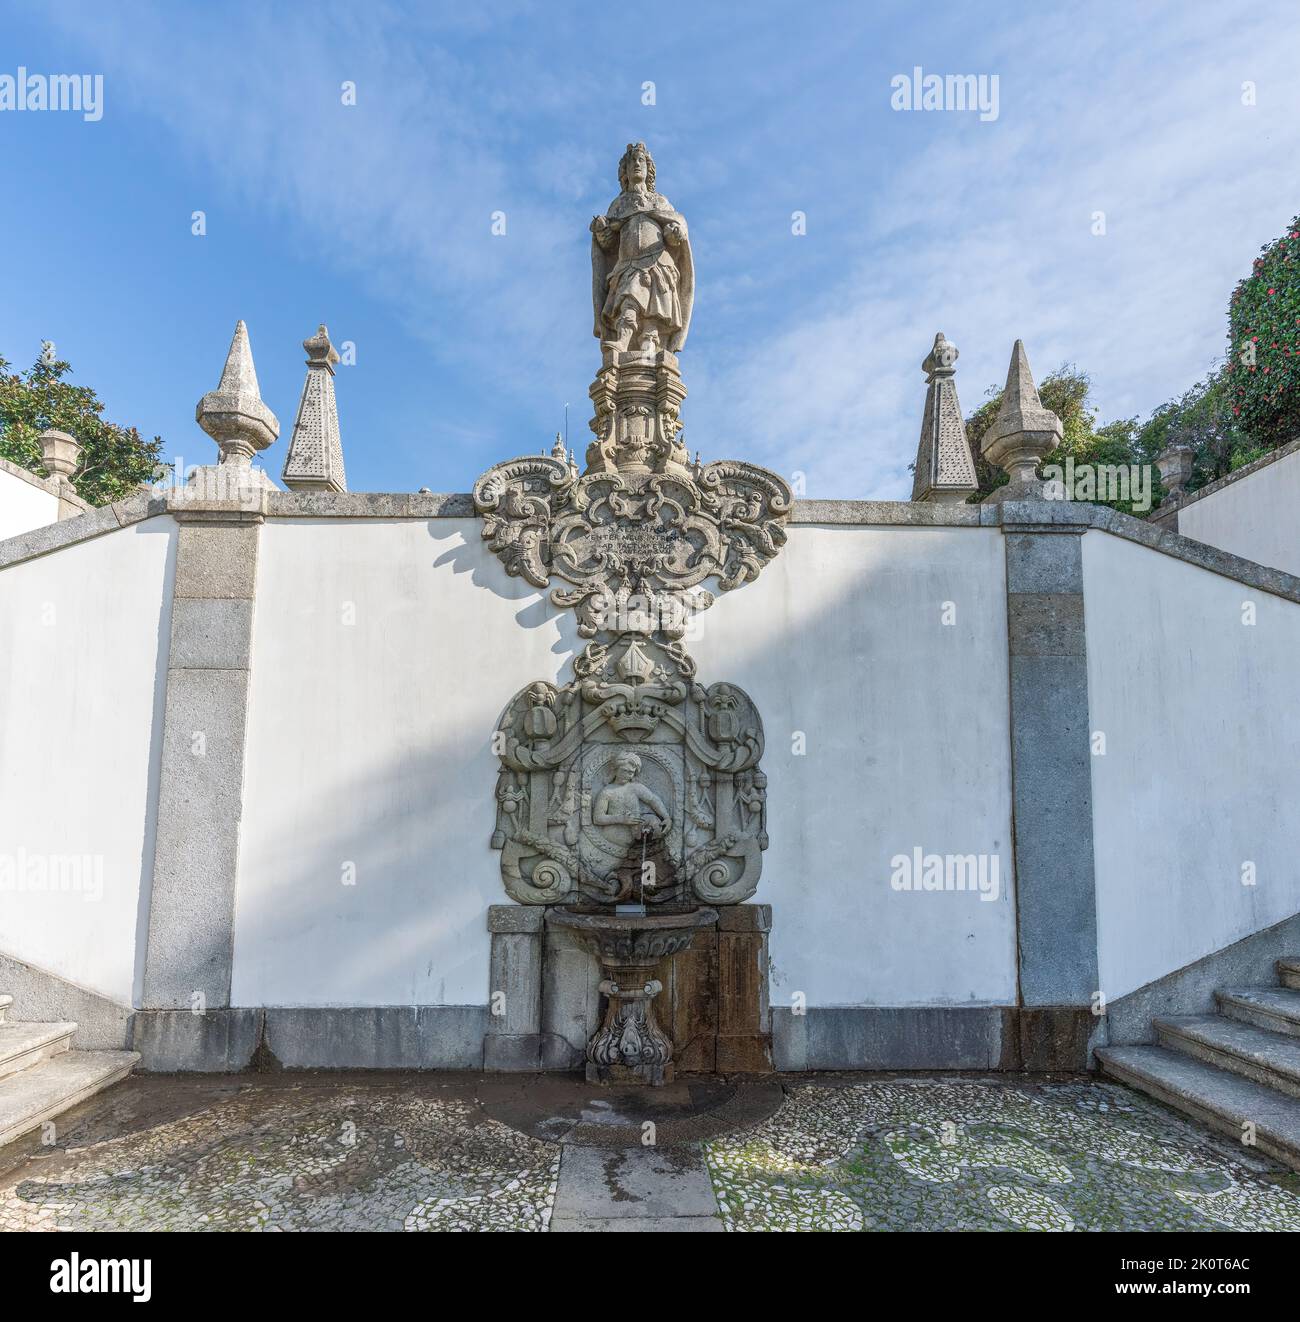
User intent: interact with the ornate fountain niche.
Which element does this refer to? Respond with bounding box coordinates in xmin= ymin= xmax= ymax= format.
xmin=489 ymin=638 xmax=770 ymax=912
xmin=476 ymin=142 xmax=790 ymax=1084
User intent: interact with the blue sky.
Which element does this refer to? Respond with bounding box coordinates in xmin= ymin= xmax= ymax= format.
xmin=2 ymin=1 xmax=1298 ymax=498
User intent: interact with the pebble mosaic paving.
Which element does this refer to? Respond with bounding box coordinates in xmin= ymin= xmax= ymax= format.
xmin=705 ymin=1078 xmax=1300 ymax=1231
xmin=0 ymin=1089 xmax=559 ymax=1233
xmin=2 ymin=1075 xmax=1299 ymax=1231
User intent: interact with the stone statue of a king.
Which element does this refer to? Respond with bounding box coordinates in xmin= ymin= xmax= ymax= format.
xmin=591 ymin=141 xmax=694 ymax=355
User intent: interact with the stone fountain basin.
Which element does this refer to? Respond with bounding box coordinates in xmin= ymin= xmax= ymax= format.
xmin=547 ymin=907 xmax=718 ymax=964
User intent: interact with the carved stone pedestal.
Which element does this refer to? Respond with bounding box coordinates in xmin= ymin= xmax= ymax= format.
xmin=589 ymin=975 xmax=673 ymax=1085
xmin=483 ymin=902 xmax=774 ymax=1075
xmin=586 ymin=345 xmax=689 ymax=480
xmin=547 ymin=907 xmax=717 ymax=1086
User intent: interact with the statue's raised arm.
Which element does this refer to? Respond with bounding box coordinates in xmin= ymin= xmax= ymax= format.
xmin=591 ymin=142 xmax=694 ymax=354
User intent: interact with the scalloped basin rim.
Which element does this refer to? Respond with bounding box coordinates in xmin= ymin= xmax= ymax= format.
xmin=548 ymin=906 xmax=720 ymax=938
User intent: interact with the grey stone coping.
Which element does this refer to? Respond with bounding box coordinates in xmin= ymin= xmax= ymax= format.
xmin=0 ymin=454 xmax=77 ymax=502
xmin=792 ymin=496 xmax=1300 ymax=605
xmin=1086 ymin=502 xmax=1300 ymax=606
xmin=0 ymin=490 xmax=167 ymax=571
xmin=265 ymin=490 xmax=476 ymax=518
xmin=4 ymin=484 xmax=1300 ymax=606
xmin=789 ymin=498 xmax=982 ymax=526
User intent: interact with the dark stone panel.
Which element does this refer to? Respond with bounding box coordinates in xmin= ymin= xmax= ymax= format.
xmin=264 ymin=1007 xmax=487 ymax=1070
xmin=131 ymin=1008 xmax=263 ymax=1072
xmin=771 ymin=1005 xmax=1005 ymax=1071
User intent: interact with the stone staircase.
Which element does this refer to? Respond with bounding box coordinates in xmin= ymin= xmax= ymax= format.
xmin=0 ymin=993 xmax=139 ymax=1150
xmin=1097 ymin=958 xmax=1300 ymax=1171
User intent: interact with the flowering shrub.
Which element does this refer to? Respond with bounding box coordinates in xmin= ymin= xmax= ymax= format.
xmin=1227 ymin=214 xmax=1300 ymax=450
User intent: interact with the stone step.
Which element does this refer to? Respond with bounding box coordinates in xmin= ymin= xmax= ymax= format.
xmin=0 ymin=1020 xmax=77 ymax=1080
xmin=0 ymin=1050 xmax=139 ymax=1150
xmin=1097 ymin=1045 xmax=1300 ymax=1172
xmin=1155 ymin=1015 xmax=1300 ymax=1100
xmin=1277 ymin=958 xmax=1300 ymax=991
xmin=0 ymin=994 xmax=12 ymax=1025
xmin=1216 ymin=986 xmax=1300 ymax=1037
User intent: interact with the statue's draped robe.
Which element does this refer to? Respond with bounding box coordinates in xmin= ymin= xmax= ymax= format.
xmin=592 ymin=189 xmax=695 ymax=352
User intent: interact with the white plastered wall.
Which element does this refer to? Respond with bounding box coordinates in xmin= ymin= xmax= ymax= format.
xmin=1084 ymin=530 xmax=1300 ymax=1000
xmin=0 ymin=465 xmax=59 ymax=541
xmin=1178 ymin=447 xmax=1300 ymax=577
xmin=0 ymin=517 xmax=176 ymax=1003
xmin=690 ymin=524 xmax=1018 ymax=1008
xmin=234 ymin=519 xmax=1019 ymax=1011
xmin=232 ymin=517 xmax=571 ymax=1007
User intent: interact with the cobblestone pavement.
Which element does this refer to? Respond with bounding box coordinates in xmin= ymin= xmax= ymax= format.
xmin=706 ymin=1078 xmax=1300 ymax=1231
xmin=2 ymin=1073 xmax=1299 ymax=1231
xmin=0 ymin=1079 xmax=559 ymax=1232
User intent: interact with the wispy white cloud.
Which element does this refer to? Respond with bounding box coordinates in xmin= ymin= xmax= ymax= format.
xmin=35 ymin=0 xmax=1300 ymax=497
xmin=694 ymin=1 xmax=1300 ymax=496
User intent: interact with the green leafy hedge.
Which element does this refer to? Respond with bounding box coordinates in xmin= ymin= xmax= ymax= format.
xmin=0 ymin=348 xmax=165 ymax=506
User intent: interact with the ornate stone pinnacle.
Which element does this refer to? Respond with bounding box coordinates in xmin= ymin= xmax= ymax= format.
xmin=911 ymin=332 xmax=977 ymax=504
xmin=981 ymin=339 xmax=1063 ymax=494
xmin=196 ymin=320 xmax=279 ymax=467
xmin=304 ymin=322 xmax=341 ymax=370
xmin=282 ymin=324 xmax=347 ymax=494
xmin=923 ymin=331 xmax=959 ymax=378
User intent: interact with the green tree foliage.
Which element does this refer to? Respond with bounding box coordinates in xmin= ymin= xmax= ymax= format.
xmin=1226 ymin=213 xmax=1300 ymax=451
xmin=964 ymin=366 xmax=1154 ymax=513
xmin=957 ymin=216 xmax=1300 ymax=515
xmin=0 ymin=346 xmax=165 ymax=506
xmin=1132 ymin=369 xmax=1249 ymax=491
xmin=963 ymin=359 xmax=1261 ymax=514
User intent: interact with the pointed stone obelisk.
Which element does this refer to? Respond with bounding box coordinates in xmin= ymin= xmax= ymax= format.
xmin=981 ymin=340 xmax=1063 ymax=501
xmin=282 ymin=325 xmax=347 ymax=493
xmin=910 ymin=332 xmax=977 ymax=503
xmin=195 ymin=320 xmax=279 ymax=480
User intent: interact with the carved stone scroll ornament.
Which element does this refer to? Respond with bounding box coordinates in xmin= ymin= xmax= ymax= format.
xmin=475 ymin=142 xmax=790 ymax=910
xmin=474 ymin=456 xmax=792 ymax=638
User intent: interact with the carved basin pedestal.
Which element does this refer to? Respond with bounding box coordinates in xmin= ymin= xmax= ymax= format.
xmin=548 ymin=907 xmax=718 ymax=1086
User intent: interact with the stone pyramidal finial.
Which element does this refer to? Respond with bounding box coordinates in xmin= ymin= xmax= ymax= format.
xmin=282 ymin=324 xmax=347 ymax=493
xmin=911 ymin=332 xmax=977 ymax=504
xmin=981 ymin=340 xmax=1063 ymax=497
xmin=196 ymin=320 xmax=279 ymax=469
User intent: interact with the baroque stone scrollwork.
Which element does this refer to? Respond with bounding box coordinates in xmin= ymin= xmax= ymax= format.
xmin=489 ymin=636 xmax=768 ymax=907
xmin=476 ymin=141 xmax=790 ymax=912
xmin=474 ymin=455 xmax=792 ymax=638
